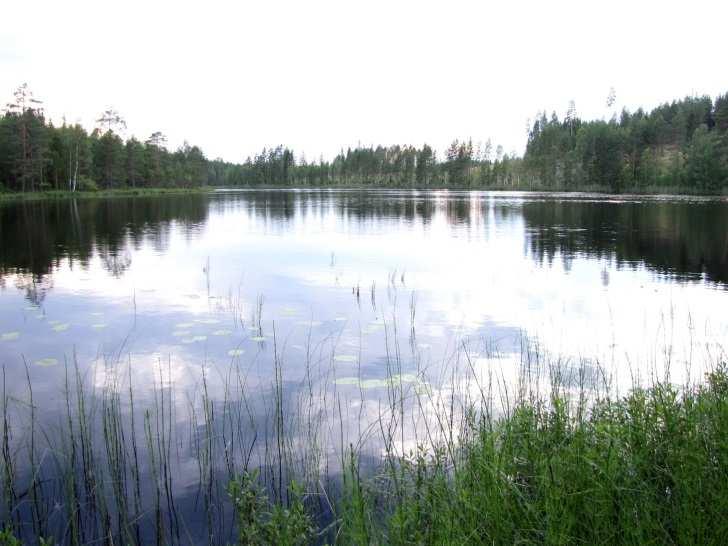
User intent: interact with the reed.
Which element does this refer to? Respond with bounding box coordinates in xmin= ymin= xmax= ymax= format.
xmin=0 ymin=320 xmax=726 ymax=545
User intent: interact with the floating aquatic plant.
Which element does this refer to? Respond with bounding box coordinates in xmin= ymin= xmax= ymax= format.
xmin=1 ymin=332 xmax=20 ymax=342
xmin=333 ymin=377 xmax=360 ymax=386
xmin=35 ymin=358 xmax=58 ymax=367
xmin=181 ymin=335 xmax=207 ymax=344
xmin=296 ymin=320 xmax=322 ymax=327
xmin=334 ymin=355 xmax=358 ymax=363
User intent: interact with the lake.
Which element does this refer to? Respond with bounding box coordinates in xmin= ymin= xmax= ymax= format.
xmin=1 ymin=189 xmax=727 ymax=542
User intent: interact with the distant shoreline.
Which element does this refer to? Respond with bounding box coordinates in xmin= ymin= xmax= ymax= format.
xmin=2 ymin=184 xmax=728 ymax=202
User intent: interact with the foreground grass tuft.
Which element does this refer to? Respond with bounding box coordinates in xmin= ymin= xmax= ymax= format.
xmin=334 ymin=365 xmax=728 ymax=545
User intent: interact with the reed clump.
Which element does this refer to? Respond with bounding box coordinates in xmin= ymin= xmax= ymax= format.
xmin=1 ymin=347 xmax=727 ymax=545
xmin=340 ymin=363 xmax=728 ymax=545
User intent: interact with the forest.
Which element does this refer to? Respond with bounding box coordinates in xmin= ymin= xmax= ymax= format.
xmin=1 ymin=83 xmax=727 ymax=193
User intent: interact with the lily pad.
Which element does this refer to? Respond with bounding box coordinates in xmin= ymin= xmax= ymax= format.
xmin=334 ymin=377 xmax=360 ymax=386
xmin=359 ymin=379 xmax=390 ymax=389
xmin=296 ymin=320 xmax=322 ymax=327
xmin=390 ymin=373 xmax=418 ymax=383
xmin=181 ymin=335 xmax=207 ymax=344
xmin=227 ymin=349 xmax=245 ymax=357
xmin=35 ymin=358 xmax=58 ymax=367
xmin=51 ymin=323 xmax=70 ymax=332
xmin=1 ymin=332 xmax=20 ymax=342
xmin=334 ymin=355 xmax=358 ymax=363
xmin=212 ymin=329 xmax=232 ymax=336
xmin=48 ymin=320 xmax=62 ymax=326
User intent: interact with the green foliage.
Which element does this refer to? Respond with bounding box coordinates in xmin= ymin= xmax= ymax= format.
xmin=576 ymin=121 xmax=625 ymax=191
xmin=684 ymin=126 xmax=728 ymax=191
xmin=0 ymin=528 xmax=52 ymax=545
xmin=0 ymin=528 xmax=21 ymax=546
xmin=369 ymin=365 xmax=728 ymax=545
xmin=525 ymin=94 xmax=728 ymax=192
xmin=227 ymin=469 xmax=314 ymax=546
xmin=2 ymin=84 xmax=728 ymax=194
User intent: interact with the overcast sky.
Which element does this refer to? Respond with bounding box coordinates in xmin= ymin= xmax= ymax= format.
xmin=1 ymin=0 xmax=726 ymax=162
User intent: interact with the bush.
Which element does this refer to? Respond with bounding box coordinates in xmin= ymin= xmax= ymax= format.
xmin=76 ymin=176 xmax=98 ymax=191
xmin=228 ymin=470 xmax=314 ymax=546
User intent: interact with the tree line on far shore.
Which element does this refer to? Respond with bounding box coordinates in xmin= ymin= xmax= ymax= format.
xmin=1 ymin=84 xmax=727 ymax=193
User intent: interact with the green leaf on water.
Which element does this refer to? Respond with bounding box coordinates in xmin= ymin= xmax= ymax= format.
xmin=391 ymin=373 xmax=418 ymax=383
xmin=334 ymin=355 xmax=358 ymax=362
xmin=1 ymin=332 xmax=20 ymax=342
xmin=359 ymin=379 xmax=390 ymax=389
xmin=35 ymin=358 xmax=58 ymax=367
xmin=334 ymin=377 xmax=360 ymax=386
xmin=296 ymin=320 xmax=322 ymax=327
xmin=51 ymin=323 xmax=70 ymax=332
xmin=181 ymin=335 xmax=207 ymax=344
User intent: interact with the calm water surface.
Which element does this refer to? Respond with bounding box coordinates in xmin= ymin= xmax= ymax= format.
xmin=1 ymin=189 xmax=727 ymax=540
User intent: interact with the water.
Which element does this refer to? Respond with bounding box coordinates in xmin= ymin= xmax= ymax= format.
xmin=1 ymin=189 xmax=727 ymax=541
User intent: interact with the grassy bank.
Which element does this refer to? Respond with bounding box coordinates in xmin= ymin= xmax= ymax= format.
xmin=337 ymin=366 xmax=728 ymax=545
xmin=2 ymin=184 xmax=728 ymax=203
xmin=0 ymin=186 xmax=214 ymax=202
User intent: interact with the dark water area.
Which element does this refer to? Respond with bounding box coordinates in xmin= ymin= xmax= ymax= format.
xmin=0 ymin=189 xmax=727 ymax=543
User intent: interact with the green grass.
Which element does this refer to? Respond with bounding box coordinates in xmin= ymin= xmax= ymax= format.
xmin=340 ymin=365 xmax=728 ymax=545
xmin=2 ymin=184 xmax=727 ymax=203
xmin=1 ymin=340 xmax=727 ymax=545
xmin=0 ymin=186 xmax=214 ymax=202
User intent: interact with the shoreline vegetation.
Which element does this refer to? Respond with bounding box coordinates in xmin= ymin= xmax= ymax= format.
xmin=0 ymin=334 xmax=726 ymax=545
xmin=1 ymin=85 xmax=727 ymax=197
xmin=2 ymin=183 xmax=728 ymax=204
